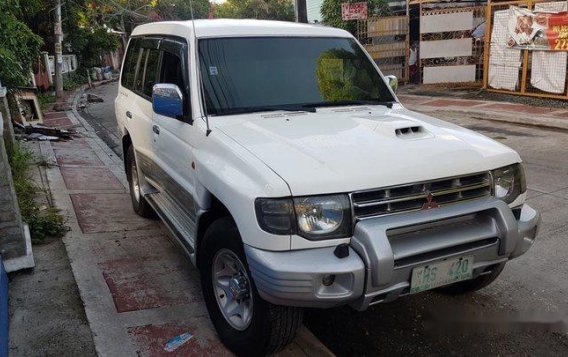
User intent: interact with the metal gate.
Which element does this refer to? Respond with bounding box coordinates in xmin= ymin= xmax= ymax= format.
xmin=359 ymin=15 xmax=410 ymax=83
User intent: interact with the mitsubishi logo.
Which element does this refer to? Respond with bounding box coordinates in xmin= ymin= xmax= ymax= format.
xmin=422 ymin=192 xmax=439 ymax=210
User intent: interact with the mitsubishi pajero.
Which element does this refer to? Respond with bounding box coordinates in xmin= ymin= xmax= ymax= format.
xmin=115 ymin=19 xmax=540 ymax=356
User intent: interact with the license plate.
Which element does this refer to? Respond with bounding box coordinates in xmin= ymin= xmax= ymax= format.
xmin=410 ymin=256 xmax=473 ymax=294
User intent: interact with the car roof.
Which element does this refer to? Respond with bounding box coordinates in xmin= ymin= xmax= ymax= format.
xmin=130 ymin=19 xmax=353 ymax=39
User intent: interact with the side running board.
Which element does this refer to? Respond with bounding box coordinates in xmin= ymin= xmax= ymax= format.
xmin=145 ymin=192 xmax=196 ymax=256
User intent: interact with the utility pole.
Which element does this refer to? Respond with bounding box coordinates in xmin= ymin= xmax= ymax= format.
xmin=295 ymin=0 xmax=308 ymax=23
xmin=54 ymin=0 xmax=64 ymax=98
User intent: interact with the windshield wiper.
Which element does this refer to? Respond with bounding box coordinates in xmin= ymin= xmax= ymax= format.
xmin=215 ymin=105 xmax=316 ymax=116
xmin=302 ymin=100 xmax=394 ymax=109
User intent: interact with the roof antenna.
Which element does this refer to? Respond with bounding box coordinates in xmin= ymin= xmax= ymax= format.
xmin=189 ymin=0 xmax=212 ymax=136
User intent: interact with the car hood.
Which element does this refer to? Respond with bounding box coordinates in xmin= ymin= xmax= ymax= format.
xmin=215 ymin=105 xmax=520 ymax=196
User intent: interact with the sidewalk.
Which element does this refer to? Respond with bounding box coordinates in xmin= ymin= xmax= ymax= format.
xmin=39 ymin=90 xmax=331 ymax=356
xmin=399 ymin=94 xmax=568 ymax=131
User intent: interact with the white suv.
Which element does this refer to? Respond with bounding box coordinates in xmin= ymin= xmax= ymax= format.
xmin=115 ymin=19 xmax=540 ymax=356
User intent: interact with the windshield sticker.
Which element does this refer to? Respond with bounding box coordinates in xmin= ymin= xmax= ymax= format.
xmin=209 ymin=66 xmax=218 ymax=76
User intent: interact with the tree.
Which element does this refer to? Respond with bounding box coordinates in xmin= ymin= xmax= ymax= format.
xmin=155 ymin=0 xmax=210 ymax=21
xmin=321 ymin=0 xmax=392 ymax=36
xmin=214 ymin=0 xmax=294 ymax=21
xmin=0 ymin=1 xmax=43 ymax=87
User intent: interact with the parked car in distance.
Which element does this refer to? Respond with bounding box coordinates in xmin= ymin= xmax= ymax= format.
xmin=115 ymin=19 xmax=540 ymax=356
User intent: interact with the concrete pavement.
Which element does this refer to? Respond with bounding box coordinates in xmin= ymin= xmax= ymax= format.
xmin=36 ymin=89 xmax=331 ymax=356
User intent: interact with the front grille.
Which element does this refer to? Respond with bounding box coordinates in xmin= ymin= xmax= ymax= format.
xmin=351 ymin=172 xmax=492 ymax=220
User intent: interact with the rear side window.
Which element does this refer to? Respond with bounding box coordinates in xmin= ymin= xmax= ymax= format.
xmin=121 ymin=39 xmax=141 ymax=90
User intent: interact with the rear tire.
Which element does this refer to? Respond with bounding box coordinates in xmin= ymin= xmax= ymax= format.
xmin=437 ymin=263 xmax=506 ymax=295
xmin=125 ymin=145 xmax=156 ymax=219
xmin=200 ymin=217 xmax=303 ymax=356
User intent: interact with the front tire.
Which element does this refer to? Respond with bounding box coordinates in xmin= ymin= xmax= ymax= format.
xmin=437 ymin=262 xmax=506 ymax=295
xmin=125 ymin=145 xmax=155 ymax=219
xmin=200 ymin=217 xmax=303 ymax=356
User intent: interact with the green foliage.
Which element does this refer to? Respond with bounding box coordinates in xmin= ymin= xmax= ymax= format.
xmin=37 ymin=93 xmax=56 ymax=111
xmin=0 ymin=2 xmax=43 ymax=87
xmin=65 ymin=16 xmax=120 ymax=68
xmin=27 ymin=208 xmax=67 ymax=244
xmin=215 ymin=0 xmax=295 ymax=21
xmin=321 ymin=0 xmax=392 ymax=36
xmin=8 ymin=142 xmax=67 ymax=244
xmin=63 ymin=71 xmax=88 ymax=91
xmin=155 ymin=0 xmax=211 ymax=20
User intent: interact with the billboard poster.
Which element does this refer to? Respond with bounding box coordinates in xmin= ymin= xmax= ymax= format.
xmin=507 ymin=6 xmax=568 ymax=50
xmin=341 ymin=2 xmax=368 ymax=21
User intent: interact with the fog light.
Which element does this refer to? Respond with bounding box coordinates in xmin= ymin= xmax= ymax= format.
xmin=322 ymin=274 xmax=335 ymax=286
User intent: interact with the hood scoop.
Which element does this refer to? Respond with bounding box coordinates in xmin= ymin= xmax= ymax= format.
xmin=373 ymin=118 xmax=433 ymax=139
xmin=395 ymin=125 xmax=428 ymax=138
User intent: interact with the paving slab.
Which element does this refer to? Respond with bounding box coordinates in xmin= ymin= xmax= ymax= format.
xmin=60 ymin=166 xmax=124 ymax=191
xmin=55 ymin=148 xmax=105 ymax=166
xmin=482 ymin=102 xmax=558 ymax=115
xmin=127 ymin=320 xmax=230 ymax=356
xmin=70 ymin=193 xmax=160 ymax=233
xmin=51 ymin=138 xmax=91 ymax=150
xmin=43 ymin=117 xmax=73 ymax=127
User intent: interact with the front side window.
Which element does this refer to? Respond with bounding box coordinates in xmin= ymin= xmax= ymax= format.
xmin=159 ymin=51 xmax=184 ymax=90
xmin=136 ymin=48 xmax=160 ymax=97
xmin=199 ymin=37 xmax=394 ymax=116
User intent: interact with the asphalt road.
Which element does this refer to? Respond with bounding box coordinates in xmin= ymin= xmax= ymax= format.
xmin=79 ymin=82 xmax=121 ymax=157
xmin=82 ymin=83 xmax=568 ymax=356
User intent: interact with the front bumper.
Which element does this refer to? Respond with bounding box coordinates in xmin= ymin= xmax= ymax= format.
xmin=245 ymin=198 xmax=540 ymax=310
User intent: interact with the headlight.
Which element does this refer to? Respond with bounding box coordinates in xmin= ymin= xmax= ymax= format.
xmin=491 ymin=163 xmax=526 ymax=204
xmin=255 ymin=194 xmax=352 ymax=240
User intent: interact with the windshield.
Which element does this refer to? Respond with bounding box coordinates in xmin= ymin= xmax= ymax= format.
xmin=198 ymin=37 xmax=395 ymax=116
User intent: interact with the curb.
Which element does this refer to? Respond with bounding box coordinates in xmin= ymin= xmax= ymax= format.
xmin=400 ymin=94 xmax=568 ymax=132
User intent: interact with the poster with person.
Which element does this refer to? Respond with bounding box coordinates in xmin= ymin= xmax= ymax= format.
xmin=507 ymin=6 xmax=568 ymax=50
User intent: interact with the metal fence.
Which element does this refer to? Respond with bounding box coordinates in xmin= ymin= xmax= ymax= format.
xmin=359 ymin=16 xmax=410 ymax=83
xmin=483 ymin=0 xmax=568 ymax=99
xmin=418 ymin=4 xmax=486 ymax=86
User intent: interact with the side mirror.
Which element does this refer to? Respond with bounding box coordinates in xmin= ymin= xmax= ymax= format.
xmin=152 ymin=83 xmax=184 ymax=120
xmin=385 ymin=75 xmax=398 ymax=93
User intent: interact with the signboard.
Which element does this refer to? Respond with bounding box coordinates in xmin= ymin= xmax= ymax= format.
xmin=507 ymin=6 xmax=568 ymax=50
xmin=54 ymin=43 xmax=63 ymax=63
xmin=341 ymin=2 xmax=368 ymax=21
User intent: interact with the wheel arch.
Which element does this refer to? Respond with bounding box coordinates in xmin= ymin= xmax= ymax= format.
xmin=196 ymin=193 xmax=233 ymax=269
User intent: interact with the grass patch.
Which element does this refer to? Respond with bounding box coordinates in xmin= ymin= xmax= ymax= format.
xmin=8 ymin=142 xmax=67 ymax=244
xmin=37 ymin=93 xmax=56 ymax=111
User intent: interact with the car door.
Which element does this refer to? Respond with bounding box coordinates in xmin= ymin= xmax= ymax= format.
xmin=129 ymin=38 xmax=163 ymax=187
xmin=117 ymin=38 xmax=153 ymax=160
xmin=152 ymin=38 xmax=198 ymax=227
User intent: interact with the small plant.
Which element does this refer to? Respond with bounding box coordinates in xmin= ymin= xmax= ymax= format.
xmin=37 ymin=93 xmax=56 ymax=111
xmin=63 ymin=71 xmax=88 ymax=91
xmin=8 ymin=142 xmax=67 ymax=244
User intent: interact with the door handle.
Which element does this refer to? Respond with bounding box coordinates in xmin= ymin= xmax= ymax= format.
xmin=152 ymin=125 xmax=160 ymax=135
xmin=126 ymin=111 xmax=132 ymax=119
